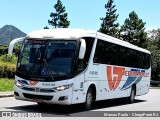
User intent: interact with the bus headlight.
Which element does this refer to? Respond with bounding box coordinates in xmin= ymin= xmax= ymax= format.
xmin=15 ymin=81 xmax=24 ymax=88
xmin=53 ymin=84 xmax=73 ymax=91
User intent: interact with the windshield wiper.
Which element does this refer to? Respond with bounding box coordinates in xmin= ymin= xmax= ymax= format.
xmin=43 ymin=59 xmax=54 ymax=81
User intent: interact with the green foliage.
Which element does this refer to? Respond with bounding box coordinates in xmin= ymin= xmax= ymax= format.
xmin=0 ymin=54 xmax=17 ymax=64
xmin=0 ymin=61 xmax=5 ymax=77
xmin=148 ymin=29 xmax=160 ymax=47
xmin=0 ymin=61 xmax=16 ymax=78
xmin=146 ymin=29 xmax=160 ymax=80
xmin=120 ymin=11 xmax=147 ymax=47
xmin=0 ymin=78 xmax=14 ymax=92
xmin=13 ymin=44 xmax=21 ymax=56
xmin=0 ymin=45 xmax=8 ymax=55
xmin=5 ymin=63 xmax=16 ymax=78
xmin=48 ymin=0 xmax=70 ymax=28
xmin=99 ymin=0 xmax=119 ymax=38
xmin=44 ymin=26 xmax=49 ymax=29
xmin=0 ymin=54 xmax=17 ymax=78
xmin=0 ymin=44 xmax=21 ymax=56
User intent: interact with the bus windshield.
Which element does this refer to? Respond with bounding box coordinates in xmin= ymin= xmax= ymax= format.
xmin=17 ymin=39 xmax=77 ymax=81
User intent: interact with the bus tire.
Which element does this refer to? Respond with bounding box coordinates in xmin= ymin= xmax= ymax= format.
xmin=84 ymin=87 xmax=93 ymax=110
xmin=128 ymin=86 xmax=136 ymax=104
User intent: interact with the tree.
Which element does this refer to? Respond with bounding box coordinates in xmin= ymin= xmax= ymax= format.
xmin=146 ymin=29 xmax=160 ymax=80
xmin=44 ymin=26 xmax=49 ymax=29
xmin=48 ymin=0 xmax=70 ymax=28
xmin=148 ymin=29 xmax=160 ymax=47
xmin=120 ymin=11 xmax=147 ymax=47
xmin=0 ymin=44 xmax=21 ymax=56
xmin=99 ymin=0 xmax=119 ymax=38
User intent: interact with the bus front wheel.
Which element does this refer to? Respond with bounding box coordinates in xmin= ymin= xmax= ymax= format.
xmin=84 ymin=87 xmax=93 ymax=110
xmin=128 ymin=86 xmax=136 ymax=103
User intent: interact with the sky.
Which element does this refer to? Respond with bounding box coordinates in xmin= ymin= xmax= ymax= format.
xmin=0 ymin=0 xmax=160 ymax=34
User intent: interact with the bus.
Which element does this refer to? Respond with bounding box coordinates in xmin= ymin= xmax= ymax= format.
xmin=8 ymin=28 xmax=151 ymax=110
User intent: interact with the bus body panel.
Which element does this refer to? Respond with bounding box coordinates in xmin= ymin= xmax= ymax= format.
xmin=12 ymin=29 xmax=151 ymax=106
xmin=84 ymin=62 xmax=150 ymax=101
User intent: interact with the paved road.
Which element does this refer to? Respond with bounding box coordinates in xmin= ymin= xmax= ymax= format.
xmin=0 ymin=89 xmax=160 ymax=117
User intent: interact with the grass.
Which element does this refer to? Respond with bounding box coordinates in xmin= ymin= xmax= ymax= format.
xmin=0 ymin=78 xmax=14 ymax=92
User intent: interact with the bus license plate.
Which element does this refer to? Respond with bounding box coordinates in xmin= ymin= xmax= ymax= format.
xmin=32 ymin=98 xmax=43 ymax=103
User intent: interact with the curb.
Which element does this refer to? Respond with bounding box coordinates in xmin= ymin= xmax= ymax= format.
xmin=0 ymin=92 xmax=14 ymax=98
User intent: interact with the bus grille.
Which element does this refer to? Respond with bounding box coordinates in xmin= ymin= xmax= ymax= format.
xmin=22 ymin=87 xmax=55 ymax=93
xmin=23 ymin=93 xmax=53 ymax=100
xmin=22 ymin=87 xmax=35 ymax=91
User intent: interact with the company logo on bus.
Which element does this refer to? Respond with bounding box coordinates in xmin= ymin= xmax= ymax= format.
xmin=30 ymin=81 xmax=38 ymax=86
xmin=106 ymin=66 xmax=150 ymax=91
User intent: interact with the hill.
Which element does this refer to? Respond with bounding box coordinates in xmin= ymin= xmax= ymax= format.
xmin=0 ymin=25 xmax=26 ymax=45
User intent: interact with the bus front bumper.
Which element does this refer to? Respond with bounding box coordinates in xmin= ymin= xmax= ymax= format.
xmin=14 ymin=85 xmax=73 ymax=105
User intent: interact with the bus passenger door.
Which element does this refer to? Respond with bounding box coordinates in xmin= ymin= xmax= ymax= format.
xmin=72 ymin=69 xmax=85 ymax=104
xmin=73 ymin=73 xmax=84 ymax=91
xmin=72 ymin=37 xmax=95 ymax=104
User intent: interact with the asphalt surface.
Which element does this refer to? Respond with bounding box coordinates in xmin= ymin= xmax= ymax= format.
xmin=0 ymin=89 xmax=160 ymax=118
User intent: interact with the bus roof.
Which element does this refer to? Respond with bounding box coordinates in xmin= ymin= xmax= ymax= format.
xmin=26 ymin=28 xmax=150 ymax=54
xmin=26 ymin=28 xmax=96 ymax=39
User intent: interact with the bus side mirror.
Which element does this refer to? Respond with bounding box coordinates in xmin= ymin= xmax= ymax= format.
xmin=8 ymin=37 xmax=25 ymax=55
xmin=79 ymin=39 xmax=86 ymax=59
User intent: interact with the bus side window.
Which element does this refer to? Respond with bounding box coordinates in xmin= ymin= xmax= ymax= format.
xmin=118 ymin=46 xmax=128 ymax=67
xmin=94 ymin=39 xmax=119 ymax=65
xmin=93 ymin=40 xmax=104 ymax=64
xmin=82 ymin=37 xmax=95 ymax=68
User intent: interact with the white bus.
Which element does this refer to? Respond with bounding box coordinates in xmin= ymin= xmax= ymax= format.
xmin=9 ymin=29 xmax=151 ymax=110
